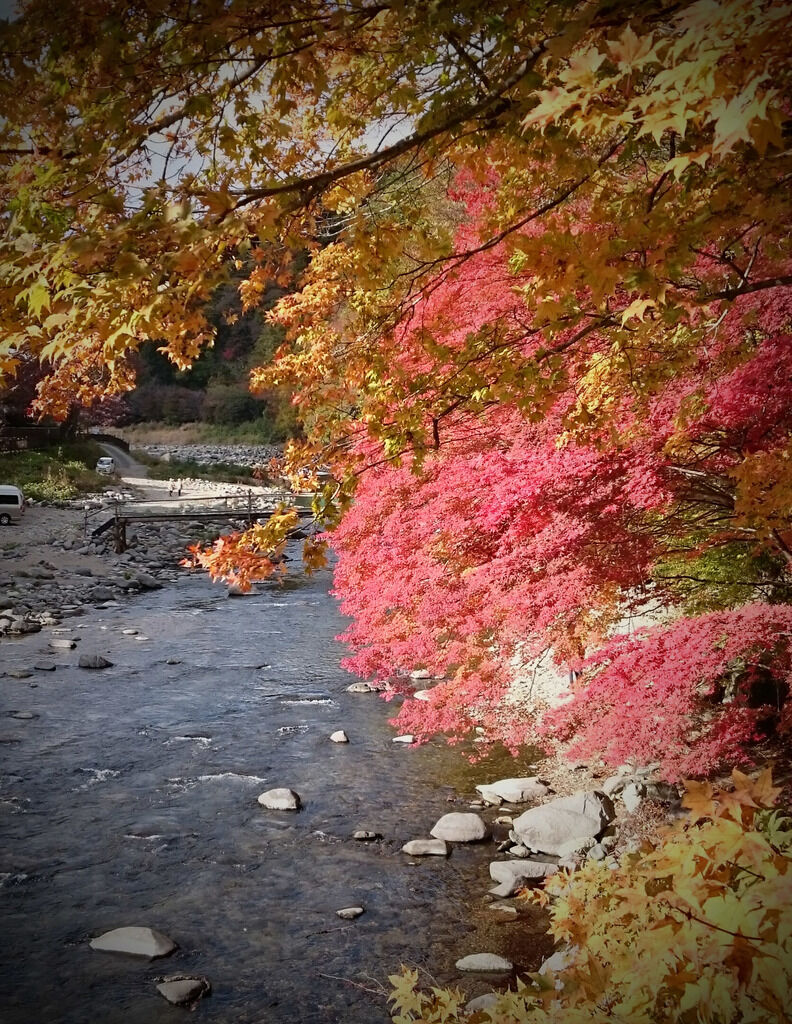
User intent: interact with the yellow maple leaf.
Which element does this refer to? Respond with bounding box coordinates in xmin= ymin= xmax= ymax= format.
xmin=682 ymin=780 xmax=716 ymax=819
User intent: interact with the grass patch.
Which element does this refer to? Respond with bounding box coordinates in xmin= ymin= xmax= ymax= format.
xmin=0 ymin=442 xmax=107 ymax=501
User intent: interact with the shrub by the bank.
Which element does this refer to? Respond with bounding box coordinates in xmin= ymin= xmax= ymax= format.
xmin=0 ymin=442 xmax=106 ymax=501
xmin=390 ymin=770 xmax=792 ymax=1024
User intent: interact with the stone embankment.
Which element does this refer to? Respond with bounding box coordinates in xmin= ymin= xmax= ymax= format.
xmin=130 ymin=443 xmax=281 ymax=467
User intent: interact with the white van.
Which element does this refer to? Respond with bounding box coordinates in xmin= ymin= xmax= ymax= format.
xmin=0 ymin=485 xmax=25 ymax=525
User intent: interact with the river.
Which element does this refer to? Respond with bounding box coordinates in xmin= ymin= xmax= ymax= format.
xmin=0 ymin=555 xmax=547 ymax=1022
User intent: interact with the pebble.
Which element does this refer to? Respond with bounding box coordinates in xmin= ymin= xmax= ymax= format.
xmin=352 ymin=830 xmax=382 ymax=841
xmin=401 ymin=839 xmax=449 ymax=857
xmin=392 ymin=735 xmax=414 ymax=744
xmin=487 ymin=901 xmax=518 ymax=915
xmin=336 ymin=906 xmax=364 ymax=920
xmin=33 ymin=663 xmax=56 ymax=672
xmin=329 ymin=730 xmax=349 ymax=743
xmin=455 ymin=953 xmax=513 ymax=973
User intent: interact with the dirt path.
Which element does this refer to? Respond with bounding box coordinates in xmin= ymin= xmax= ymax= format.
xmin=96 ymin=442 xmax=166 ymax=501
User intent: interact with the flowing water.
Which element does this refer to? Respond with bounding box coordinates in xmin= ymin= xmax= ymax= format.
xmin=0 ymin=559 xmax=546 ymax=1023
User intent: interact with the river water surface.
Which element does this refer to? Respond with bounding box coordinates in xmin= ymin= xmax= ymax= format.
xmin=1 ymin=558 xmax=546 ymax=1023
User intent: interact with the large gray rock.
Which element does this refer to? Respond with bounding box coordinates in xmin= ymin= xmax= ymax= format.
xmin=476 ymin=777 xmax=550 ymax=805
xmin=489 ymin=859 xmax=557 ymax=896
xmin=511 ymin=791 xmax=614 ymax=855
xmin=257 ymin=787 xmax=300 ymax=811
xmin=455 ymin=953 xmax=513 ymax=973
xmin=78 ymin=654 xmax=113 ymax=669
xmin=89 ymin=926 xmax=176 ymax=959
xmin=401 ymin=839 xmax=449 ymax=856
xmin=156 ymin=976 xmax=211 ymax=1006
xmin=430 ymin=812 xmax=488 ymax=843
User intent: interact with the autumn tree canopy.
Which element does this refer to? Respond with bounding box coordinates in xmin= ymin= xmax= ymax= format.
xmin=2 ymin=0 xmax=792 ymax=774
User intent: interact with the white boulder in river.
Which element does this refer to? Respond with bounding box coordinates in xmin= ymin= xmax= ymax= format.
xmin=511 ymin=791 xmax=614 ymax=855
xmin=401 ymin=839 xmax=449 ymax=856
xmin=475 ymin=777 xmax=550 ymax=805
xmin=330 ymin=730 xmax=349 ymax=743
xmin=89 ymin=926 xmax=177 ymax=959
xmin=430 ymin=812 xmax=488 ymax=842
xmin=156 ymin=976 xmax=211 ymax=1006
xmin=257 ymin=788 xmax=301 ymax=811
xmin=455 ymin=953 xmax=513 ymax=973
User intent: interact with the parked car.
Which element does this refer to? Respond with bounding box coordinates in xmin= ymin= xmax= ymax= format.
xmin=95 ymin=456 xmax=116 ymax=475
xmin=0 ymin=484 xmax=25 ymax=525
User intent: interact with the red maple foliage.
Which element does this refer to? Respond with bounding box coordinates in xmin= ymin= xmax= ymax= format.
xmin=328 ymin=187 xmax=792 ymax=777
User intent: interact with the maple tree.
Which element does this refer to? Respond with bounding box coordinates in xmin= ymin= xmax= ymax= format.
xmin=389 ymin=770 xmax=792 ymax=1023
xmin=2 ymin=1 xmax=792 ymax=771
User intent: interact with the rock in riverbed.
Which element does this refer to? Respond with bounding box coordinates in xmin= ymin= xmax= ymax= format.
xmin=156 ymin=975 xmax=211 ymax=1006
xmin=346 ymin=681 xmax=377 ymax=693
xmin=257 ymin=787 xmax=301 ymax=811
xmin=336 ymin=906 xmax=364 ymax=919
xmin=330 ymin=730 xmax=349 ymax=743
xmin=475 ymin=777 xmax=550 ymax=805
xmin=89 ymin=926 xmax=177 ymax=959
xmin=352 ymin=830 xmax=382 ymax=841
xmin=430 ymin=812 xmax=488 ymax=843
xmin=401 ymin=839 xmax=449 ymax=856
xmin=456 ymin=953 xmax=513 ymax=973
xmin=78 ymin=654 xmax=113 ymax=669
xmin=489 ymin=859 xmax=557 ymax=896
xmin=510 ymin=791 xmax=614 ymax=855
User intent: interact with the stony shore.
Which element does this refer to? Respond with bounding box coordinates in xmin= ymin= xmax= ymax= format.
xmin=0 ymin=496 xmax=246 ymax=640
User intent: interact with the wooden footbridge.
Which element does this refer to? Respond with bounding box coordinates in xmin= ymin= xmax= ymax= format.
xmin=92 ymin=490 xmax=315 ymax=552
